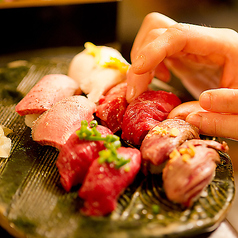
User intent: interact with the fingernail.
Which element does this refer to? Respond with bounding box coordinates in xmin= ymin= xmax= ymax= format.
xmin=126 ymin=84 xmax=136 ymax=103
xmin=200 ymin=92 xmax=212 ymax=110
xmin=133 ymin=55 xmax=145 ymax=71
xmin=186 ymin=113 xmax=202 ymax=129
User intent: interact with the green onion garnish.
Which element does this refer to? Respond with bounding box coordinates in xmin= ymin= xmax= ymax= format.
xmin=76 ymin=120 xmax=131 ymax=169
xmin=152 ymin=204 xmax=160 ymax=214
xmin=76 ymin=120 xmax=103 ymax=141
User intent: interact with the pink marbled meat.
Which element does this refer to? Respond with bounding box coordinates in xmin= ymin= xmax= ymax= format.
xmin=121 ymin=90 xmax=181 ymax=146
xmin=32 ymin=96 xmax=96 ymax=150
xmin=162 ymin=139 xmax=228 ymax=207
xmin=140 ymin=119 xmax=200 ymax=171
xmin=78 ymin=147 xmax=141 ymax=216
xmin=96 ymin=82 xmax=128 ymax=133
xmin=15 ymin=74 xmax=79 ymax=116
xmin=56 ymin=125 xmax=113 ymax=192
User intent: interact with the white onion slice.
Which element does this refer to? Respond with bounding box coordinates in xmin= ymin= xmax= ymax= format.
xmin=0 ymin=125 xmax=11 ymax=158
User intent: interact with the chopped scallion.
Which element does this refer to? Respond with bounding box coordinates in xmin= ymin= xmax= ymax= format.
xmin=76 ymin=120 xmax=131 ymax=170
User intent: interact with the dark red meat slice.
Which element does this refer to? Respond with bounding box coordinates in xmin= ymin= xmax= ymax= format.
xmin=121 ymin=90 xmax=181 ymax=146
xmin=140 ymin=119 xmax=200 ymax=173
xmin=78 ymin=147 xmax=141 ymax=216
xmin=162 ymin=139 xmax=228 ymax=207
xmin=56 ymin=125 xmax=113 ymax=192
xmin=96 ymin=82 xmax=128 ymax=133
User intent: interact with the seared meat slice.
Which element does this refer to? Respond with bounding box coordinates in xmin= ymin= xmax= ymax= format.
xmin=15 ymin=74 xmax=79 ymax=116
xmin=78 ymin=147 xmax=141 ymax=216
xmin=56 ymin=125 xmax=113 ymax=192
xmin=141 ymin=119 xmax=199 ymax=173
xmin=162 ymin=139 xmax=228 ymax=207
xmin=15 ymin=74 xmax=79 ymax=127
xmin=96 ymin=82 xmax=128 ymax=133
xmin=121 ymin=90 xmax=181 ymax=146
xmin=32 ymin=96 xmax=96 ymax=150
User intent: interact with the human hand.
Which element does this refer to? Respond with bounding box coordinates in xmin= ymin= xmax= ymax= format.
xmin=126 ymin=12 xmax=238 ymax=102
xmin=169 ymin=88 xmax=238 ymax=140
xmin=187 ymin=88 xmax=238 ymax=140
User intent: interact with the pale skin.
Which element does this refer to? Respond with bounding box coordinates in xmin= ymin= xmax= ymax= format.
xmin=126 ymin=12 xmax=238 ymax=140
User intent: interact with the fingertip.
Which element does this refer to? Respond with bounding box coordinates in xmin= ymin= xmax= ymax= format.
xmin=126 ymin=69 xmax=154 ymax=103
xmin=126 ymin=84 xmax=137 ymax=103
xmin=126 ymin=68 xmax=141 ymax=103
xmin=199 ymin=91 xmax=212 ymax=110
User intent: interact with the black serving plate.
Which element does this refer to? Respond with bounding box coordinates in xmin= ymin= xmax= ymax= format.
xmin=0 ymin=56 xmax=235 ymax=238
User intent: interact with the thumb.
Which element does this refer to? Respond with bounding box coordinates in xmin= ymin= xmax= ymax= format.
xmin=186 ymin=111 xmax=238 ymax=140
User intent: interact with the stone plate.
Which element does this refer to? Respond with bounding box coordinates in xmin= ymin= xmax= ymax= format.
xmin=0 ymin=57 xmax=235 ymax=238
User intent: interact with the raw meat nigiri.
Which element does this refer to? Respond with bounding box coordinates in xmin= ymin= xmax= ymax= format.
xmin=68 ymin=42 xmax=129 ymax=103
xmin=56 ymin=124 xmax=113 ymax=192
xmin=140 ymin=119 xmax=199 ymax=173
xmin=121 ymin=90 xmax=181 ymax=146
xmin=163 ymin=139 xmax=228 ymax=207
xmin=96 ymin=82 xmax=128 ymax=133
xmin=15 ymin=74 xmax=79 ymax=127
xmin=78 ymin=147 xmax=141 ymax=216
xmin=31 ymin=96 xmax=96 ymax=150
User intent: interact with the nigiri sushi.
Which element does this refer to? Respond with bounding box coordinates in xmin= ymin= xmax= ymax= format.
xmin=121 ymin=90 xmax=181 ymax=146
xmin=56 ymin=122 xmax=113 ymax=192
xmin=96 ymin=82 xmax=128 ymax=133
xmin=140 ymin=119 xmax=199 ymax=174
xmin=31 ymin=96 xmax=96 ymax=150
xmin=68 ymin=42 xmax=129 ymax=103
xmin=79 ymin=146 xmax=141 ymax=216
xmin=15 ymin=74 xmax=79 ymax=127
xmin=162 ymin=139 xmax=228 ymax=207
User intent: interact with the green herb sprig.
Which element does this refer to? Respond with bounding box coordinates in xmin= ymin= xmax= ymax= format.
xmin=76 ymin=120 xmax=131 ymax=169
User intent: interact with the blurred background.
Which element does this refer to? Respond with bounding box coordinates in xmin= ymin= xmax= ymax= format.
xmin=0 ymin=0 xmax=238 ymax=236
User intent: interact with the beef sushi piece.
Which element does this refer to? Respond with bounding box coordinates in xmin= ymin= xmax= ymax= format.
xmin=121 ymin=90 xmax=181 ymax=146
xmin=32 ymin=96 xmax=96 ymax=150
xmin=68 ymin=42 xmax=129 ymax=103
xmin=140 ymin=119 xmax=200 ymax=173
xmin=56 ymin=125 xmax=113 ymax=192
xmin=78 ymin=147 xmax=141 ymax=216
xmin=96 ymin=82 xmax=128 ymax=133
xmin=162 ymin=139 xmax=229 ymax=207
xmin=15 ymin=74 xmax=79 ymax=127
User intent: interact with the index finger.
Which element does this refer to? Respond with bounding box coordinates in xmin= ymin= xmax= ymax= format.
xmin=131 ymin=23 xmax=231 ymax=74
xmin=131 ymin=12 xmax=177 ymax=62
